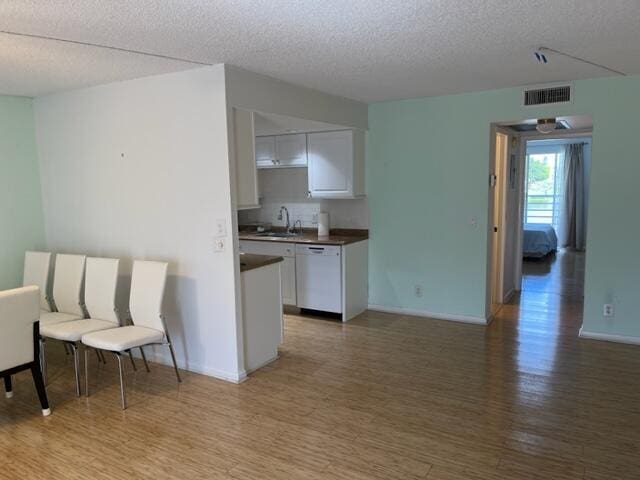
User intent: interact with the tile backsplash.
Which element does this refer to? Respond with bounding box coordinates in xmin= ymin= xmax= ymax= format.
xmin=238 ymin=168 xmax=368 ymax=229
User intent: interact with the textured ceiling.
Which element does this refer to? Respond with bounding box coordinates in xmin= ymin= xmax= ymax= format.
xmin=2 ymin=0 xmax=640 ymax=101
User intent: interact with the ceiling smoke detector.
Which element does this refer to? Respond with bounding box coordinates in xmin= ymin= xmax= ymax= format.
xmin=536 ymin=118 xmax=557 ymax=134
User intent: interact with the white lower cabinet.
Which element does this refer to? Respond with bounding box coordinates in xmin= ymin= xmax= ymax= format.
xmin=238 ymin=241 xmax=296 ymax=305
xmin=241 ymin=262 xmax=283 ymax=373
xmin=239 ymin=239 xmax=369 ymax=321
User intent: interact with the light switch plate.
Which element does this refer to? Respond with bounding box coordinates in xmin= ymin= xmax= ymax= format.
xmin=215 ymin=219 xmax=227 ymax=237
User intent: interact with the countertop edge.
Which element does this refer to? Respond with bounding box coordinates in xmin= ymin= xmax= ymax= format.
xmin=238 ymin=234 xmax=369 ymax=246
xmin=239 ymin=254 xmax=284 ymax=273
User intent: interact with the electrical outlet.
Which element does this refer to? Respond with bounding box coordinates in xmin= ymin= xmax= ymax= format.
xmin=214 ymin=238 xmax=225 ymax=252
xmin=414 ymin=285 xmax=424 ymax=298
xmin=603 ymin=304 xmax=614 ymax=317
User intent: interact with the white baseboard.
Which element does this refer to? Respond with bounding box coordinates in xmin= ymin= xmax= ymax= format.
xmin=368 ymin=304 xmax=488 ymax=325
xmin=245 ymin=354 xmax=279 ymax=375
xmin=141 ymin=349 xmax=247 ymax=384
xmin=579 ymin=328 xmax=640 ymax=346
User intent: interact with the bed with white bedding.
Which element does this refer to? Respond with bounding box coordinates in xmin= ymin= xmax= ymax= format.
xmin=523 ymin=224 xmax=558 ymax=258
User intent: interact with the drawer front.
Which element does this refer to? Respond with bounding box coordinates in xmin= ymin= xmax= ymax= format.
xmin=239 ymin=240 xmax=295 ymax=257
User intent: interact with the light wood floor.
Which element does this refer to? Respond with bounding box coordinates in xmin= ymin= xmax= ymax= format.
xmin=522 ymin=248 xmax=585 ymax=300
xmin=3 ymin=265 xmax=640 ymax=479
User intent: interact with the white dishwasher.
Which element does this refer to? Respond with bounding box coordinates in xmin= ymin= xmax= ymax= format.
xmin=295 ymin=244 xmax=342 ymax=313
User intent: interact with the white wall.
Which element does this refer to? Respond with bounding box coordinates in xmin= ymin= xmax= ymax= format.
xmin=239 ymin=168 xmax=368 ymax=229
xmin=225 ymin=66 xmax=368 ymax=130
xmin=34 ymin=65 xmax=246 ymax=382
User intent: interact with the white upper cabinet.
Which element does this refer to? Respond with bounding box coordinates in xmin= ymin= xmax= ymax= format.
xmin=307 ymin=130 xmax=365 ymax=199
xmin=256 ymin=133 xmax=307 ymax=168
xmin=255 ymin=136 xmax=276 ymax=168
xmin=233 ymin=108 xmax=260 ymax=210
xmin=275 ymin=134 xmax=307 ymax=167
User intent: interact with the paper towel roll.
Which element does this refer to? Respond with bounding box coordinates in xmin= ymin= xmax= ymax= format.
xmin=318 ymin=211 xmax=330 ymax=237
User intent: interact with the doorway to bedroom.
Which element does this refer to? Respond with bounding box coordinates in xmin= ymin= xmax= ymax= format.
xmin=521 ymin=134 xmax=591 ymax=304
xmin=488 ymin=115 xmax=592 ymax=334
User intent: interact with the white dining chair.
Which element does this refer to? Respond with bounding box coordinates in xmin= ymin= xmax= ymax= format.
xmin=40 ymin=257 xmax=121 ymax=397
xmin=23 ymin=251 xmax=53 ymax=313
xmin=39 ymin=254 xmax=86 ymax=382
xmin=82 ymin=260 xmax=181 ymax=409
xmin=40 ymin=254 xmax=86 ymax=326
xmin=1 ymin=286 xmax=51 ymax=416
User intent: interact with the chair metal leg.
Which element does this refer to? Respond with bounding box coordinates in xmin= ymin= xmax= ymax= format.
xmin=115 ymin=354 xmax=127 ymax=410
xmin=95 ymin=349 xmax=102 ymax=364
xmin=63 ymin=343 xmax=71 ymax=356
xmin=139 ymin=347 xmax=150 ymax=373
xmin=40 ymin=337 xmax=47 ymax=385
xmin=30 ymin=364 xmax=50 ymax=416
xmin=3 ymin=376 xmax=12 ymax=398
xmin=84 ymin=348 xmax=90 ymax=397
xmin=128 ymin=350 xmax=137 ymax=371
xmin=70 ymin=343 xmax=81 ymax=397
xmin=167 ymin=342 xmax=182 ymax=383
xmin=98 ymin=350 xmax=107 ymax=364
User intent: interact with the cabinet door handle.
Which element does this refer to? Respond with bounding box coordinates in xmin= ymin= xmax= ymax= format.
xmin=307 ymin=191 xmax=312 ymax=198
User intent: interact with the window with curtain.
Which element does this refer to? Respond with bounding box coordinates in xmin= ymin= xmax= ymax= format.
xmin=524 ymin=145 xmax=565 ymax=230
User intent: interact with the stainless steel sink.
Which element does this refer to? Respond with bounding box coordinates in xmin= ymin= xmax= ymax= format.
xmin=255 ymin=232 xmax=300 ymax=238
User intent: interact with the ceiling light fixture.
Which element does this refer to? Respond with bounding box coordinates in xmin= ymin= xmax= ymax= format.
xmin=536 ymin=118 xmax=557 ymax=134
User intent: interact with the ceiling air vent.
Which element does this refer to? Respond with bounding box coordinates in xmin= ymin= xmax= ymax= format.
xmin=523 ymin=85 xmax=572 ymax=106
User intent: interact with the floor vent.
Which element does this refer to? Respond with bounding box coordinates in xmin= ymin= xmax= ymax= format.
xmin=523 ymin=85 xmax=572 ymax=106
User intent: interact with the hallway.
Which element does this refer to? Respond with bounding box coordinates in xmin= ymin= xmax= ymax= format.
xmin=522 ymin=249 xmax=585 ymax=301
xmin=499 ymin=249 xmax=586 ymax=338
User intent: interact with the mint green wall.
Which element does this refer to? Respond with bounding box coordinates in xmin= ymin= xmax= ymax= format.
xmin=368 ymin=75 xmax=640 ymax=337
xmin=0 ymin=96 xmax=45 ymax=290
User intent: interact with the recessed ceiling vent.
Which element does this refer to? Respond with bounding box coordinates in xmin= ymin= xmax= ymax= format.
xmin=523 ymin=85 xmax=572 ymax=106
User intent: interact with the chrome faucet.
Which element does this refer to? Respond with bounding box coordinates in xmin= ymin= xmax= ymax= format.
xmin=278 ymin=206 xmax=291 ymax=232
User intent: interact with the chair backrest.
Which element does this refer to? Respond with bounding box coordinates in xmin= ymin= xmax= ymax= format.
xmin=85 ymin=257 xmax=120 ymax=324
xmin=52 ymin=254 xmax=86 ymax=316
xmin=23 ymin=251 xmax=52 ymax=312
xmin=129 ymin=260 xmax=168 ymax=333
xmin=0 ymin=286 xmax=40 ymax=372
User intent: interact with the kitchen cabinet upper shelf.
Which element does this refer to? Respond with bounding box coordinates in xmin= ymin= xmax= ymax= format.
xmin=255 ymin=129 xmax=365 ymax=199
xmin=256 ymin=133 xmax=307 ymax=168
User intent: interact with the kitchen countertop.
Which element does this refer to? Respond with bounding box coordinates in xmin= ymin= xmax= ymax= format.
xmin=239 ymin=253 xmax=284 ymax=272
xmin=239 ymin=228 xmax=368 ymax=246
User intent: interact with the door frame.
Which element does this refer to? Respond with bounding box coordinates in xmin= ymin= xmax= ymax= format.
xmin=486 ymin=126 xmax=512 ymax=320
